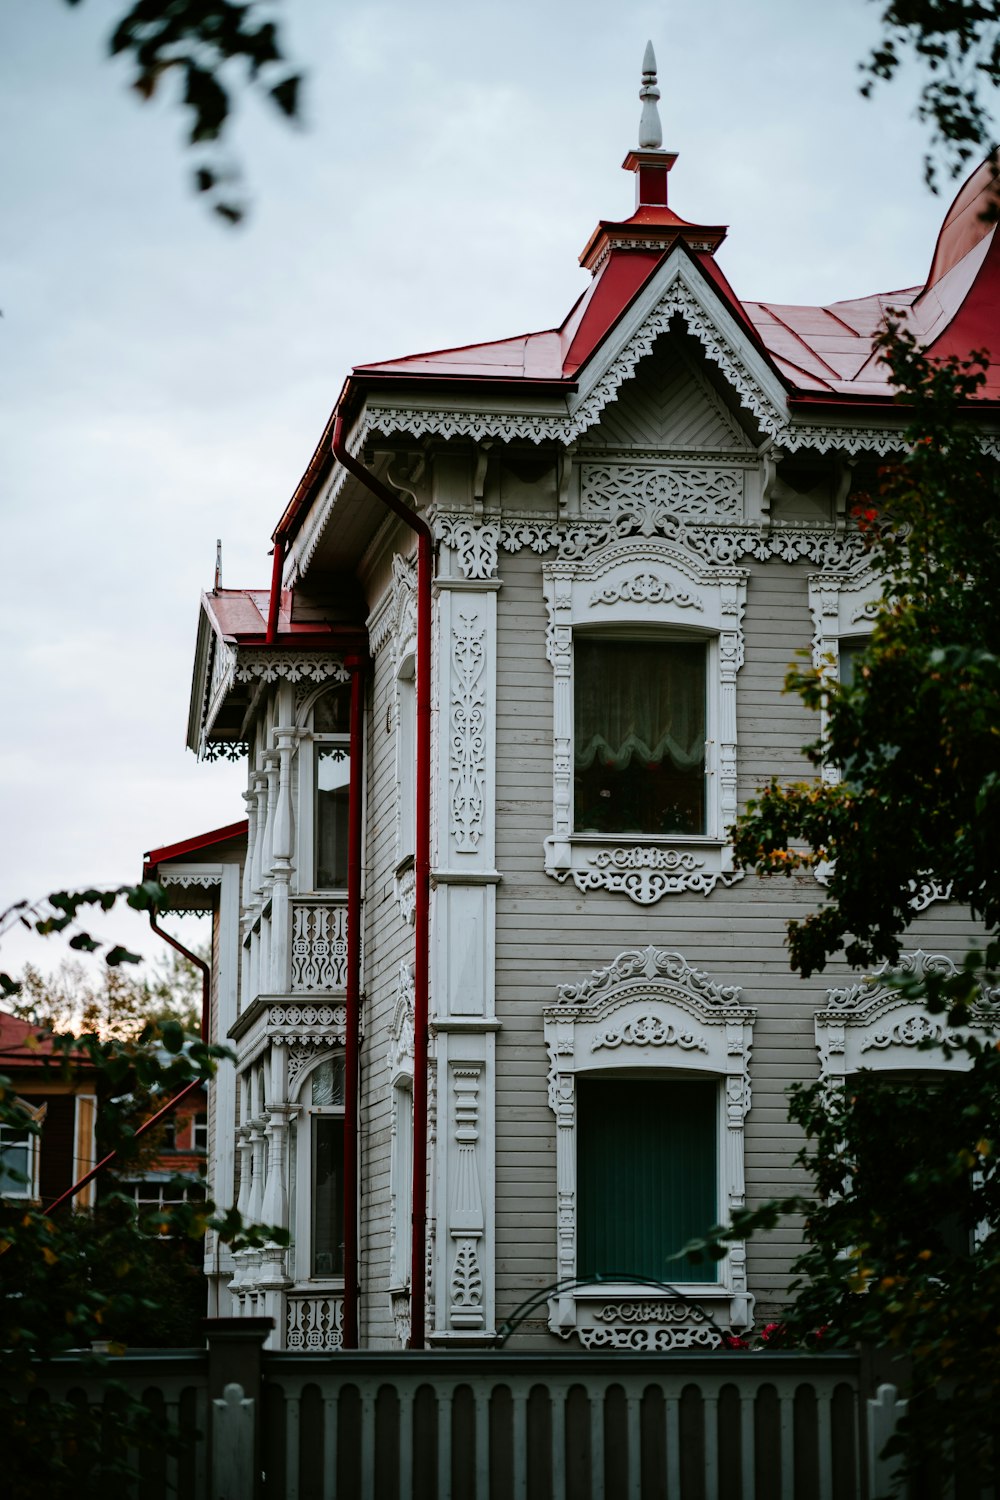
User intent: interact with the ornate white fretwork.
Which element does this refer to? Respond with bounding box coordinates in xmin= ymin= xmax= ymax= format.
xmin=448 ymin=1065 xmax=486 ymax=1329
xmin=290 ymin=902 xmax=348 ymax=991
xmin=285 ymin=1294 xmax=343 ymax=1351
xmin=591 ymin=1012 xmax=709 ymax=1052
xmin=437 ymin=512 xmax=872 ymax=580
xmin=391 ymin=1290 xmax=411 ymax=1348
xmin=816 ymin=950 xmax=998 ymax=1077
xmin=552 ymin=845 xmax=744 ymax=903
xmin=387 ymin=962 xmax=415 ymax=1081
xmin=581 ymin=462 xmax=744 ymax=522
xmin=449 ymin=612 xmax=487 ymax=851
xmin=544 ymin=945 xmax=755 ymax=1346
xmin=368 ymin=552 xmax=418 ymax=664
xmin=577 ymin=1302 xmax=721 ymax=1352
xmin=394 ymin=863 xmax=416 ymax=926
xmin=233 ymin=654 xmax=351 ymax=686
xmin=542 ymin=536 xmax=747 ymax=902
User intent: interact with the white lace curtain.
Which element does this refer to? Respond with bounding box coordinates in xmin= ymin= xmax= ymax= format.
xmin=574 ymin=638 xmax=706 ymax=772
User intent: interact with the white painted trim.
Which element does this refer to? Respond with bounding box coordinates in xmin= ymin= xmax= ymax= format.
xmin=542 ymin=536 xmax=748 ymax=902
xmin=544 ymin=945 xmax=755 ymax=1346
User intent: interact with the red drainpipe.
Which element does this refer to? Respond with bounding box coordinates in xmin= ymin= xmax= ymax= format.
xmin=342 ymin=658 xmax=365 ymax=1347
xmin=331 ymin=412 xmax=432 ymax=1350
xmin=45 ymin=916 xmax=211 ymax=1214
xmin=265 ymin=536 xmax=287 ymax=644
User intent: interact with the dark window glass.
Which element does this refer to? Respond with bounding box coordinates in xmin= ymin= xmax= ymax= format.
xmin=316 ymin=747 xmax=350 ymax=888
xmin=576 ymin=1078 xmax=717 ymax=1283
xmin=838 ymin=635 xmax=869 ymax=689
xmin=314 ymin=686 xmax=351 ymax=733
xmin=313 ymin=1117 xmax=345 ymax=1276
xmin=574 ymin=638 xmax=707 ymax=836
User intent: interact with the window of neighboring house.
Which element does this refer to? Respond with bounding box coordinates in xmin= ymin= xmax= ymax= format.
xmin=0 ymin=1122 xmax=38 ymax=1200
xmin=574 ymin=636 xmax=708 ymax=837
xmin=193 ymin=1112 xmax=208 ymax=1153
xmin=575 ymin=1077 xmax=718 ymax=1283
xmin=122 ymin=1178 xmax=206 ymax=1212
xmin=314 ymin=685 xmax=352 ymax=890
xmin=309 ymin=1053 xmax=346 ymax=1277
xmin=161 ymin=1118 xmax=177 ymax=1152
xmin=837 ymin=634 xmax=870 ymax=689
xmin=396 ymin=657 xmax=416 ymax=865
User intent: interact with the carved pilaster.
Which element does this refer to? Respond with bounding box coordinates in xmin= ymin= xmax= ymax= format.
xmin=448 ymin=1065 xmax=485 ymax=1329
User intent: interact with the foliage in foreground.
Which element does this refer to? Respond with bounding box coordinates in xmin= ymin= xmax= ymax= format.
xmin=0 ymin=882 xmax=285 ymax=1498
xmin=733 ymin=327 xmax=1000 ymax=978
xmin=703 ymin=332 xmax=1000 ymax=1490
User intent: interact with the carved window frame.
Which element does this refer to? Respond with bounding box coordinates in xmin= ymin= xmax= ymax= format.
xmin=293 ymin=678 xmax=363 ymax=901
xmin=807 ymin=566 xmax=881 ymax=784
xmin=815 ymin=949 xmax=993 ymax=1080
xmin=543 ymin=945 xmax=755 ymax=1348
xmin=289 ymin=1048 xmax=348 ymax=1290
xmin=543 ymin=537 xmax=748 ymax=903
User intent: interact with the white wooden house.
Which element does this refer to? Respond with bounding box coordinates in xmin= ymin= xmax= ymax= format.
xmin=145 ymin=49 xmax=1000 ymax=1353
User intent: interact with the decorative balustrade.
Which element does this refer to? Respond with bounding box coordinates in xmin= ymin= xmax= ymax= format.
xmin=285 ymin=1292 xmax=344 ymax=1352
xmin=290 ymin=901 xmax=348 ymax=992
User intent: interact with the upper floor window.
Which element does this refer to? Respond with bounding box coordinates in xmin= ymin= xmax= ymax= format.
xmin=574 ymin=635 xmax=707 ymax=837
xmin=314 ymin=685 xmax=351 ymax=891
xmin=837 ymin=633 xmax=869 ymax=689
xmin=193 ymin=1111 xmax=208 ymax=1152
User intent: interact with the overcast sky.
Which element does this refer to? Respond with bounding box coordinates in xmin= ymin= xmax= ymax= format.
xmin=1 ymin=0 xmax=991 ymax=983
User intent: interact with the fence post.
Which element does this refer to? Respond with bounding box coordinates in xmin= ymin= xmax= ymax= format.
xmin=204 ymin=1316 xmax=274 ymax=1500
xmin=859 ymin=1346 xmax=910 ymax=1500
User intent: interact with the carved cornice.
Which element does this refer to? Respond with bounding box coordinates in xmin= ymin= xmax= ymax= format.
xmin=437 ymin=511 xmax=870 ymax=581
xmin=557 ymin=944 xmax=743 ymax=1009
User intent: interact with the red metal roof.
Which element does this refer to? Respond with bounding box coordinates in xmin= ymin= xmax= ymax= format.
xmin=201 ymin=589 xmax=367 ymax=653
xmin=144 ymin=820 xmax=248 ymax=876
xmin=351 ymin=160 xmax=1000 ymax=406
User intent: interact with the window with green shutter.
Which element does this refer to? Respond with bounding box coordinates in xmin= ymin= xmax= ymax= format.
xmin=576 ymin=1077 xmax=718 ymax=1283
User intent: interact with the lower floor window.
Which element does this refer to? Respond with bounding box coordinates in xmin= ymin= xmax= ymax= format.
xmin=312 ymin=1116 xmax=345 ymax=1276
xmin=0 ymin=1124 xmax=34 ymax=1198
xmin=576 ymin=1077 xmax=717 ymax=1283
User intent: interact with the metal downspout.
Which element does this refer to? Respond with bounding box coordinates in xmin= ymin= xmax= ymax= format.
xmin=331 ymin=412 xmax=433 ymax=1350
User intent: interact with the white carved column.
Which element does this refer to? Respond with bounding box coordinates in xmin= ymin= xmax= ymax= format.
xmin=269 ymin=690 xmax=297 ymax=995
xmin=429 ymin=557 xmax=500 ymax=1341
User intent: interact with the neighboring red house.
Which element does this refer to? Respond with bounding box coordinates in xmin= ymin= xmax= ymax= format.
xmin=0 ymin=1010 xmax=99 ymax=1210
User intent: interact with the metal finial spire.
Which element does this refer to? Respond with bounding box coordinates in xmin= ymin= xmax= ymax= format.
xmin=638 ymin=40 xmax=662 ymax=150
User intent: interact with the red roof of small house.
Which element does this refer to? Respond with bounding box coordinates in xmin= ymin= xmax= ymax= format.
xmin=0 ymin=1010 xmax=93 ymax=1064
xmin=200 ymin=589 xmax=367 ymax=653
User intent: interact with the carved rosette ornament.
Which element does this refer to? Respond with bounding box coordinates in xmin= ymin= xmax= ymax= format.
xmin=544 ymin=946 xmax=755 ymax=1345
